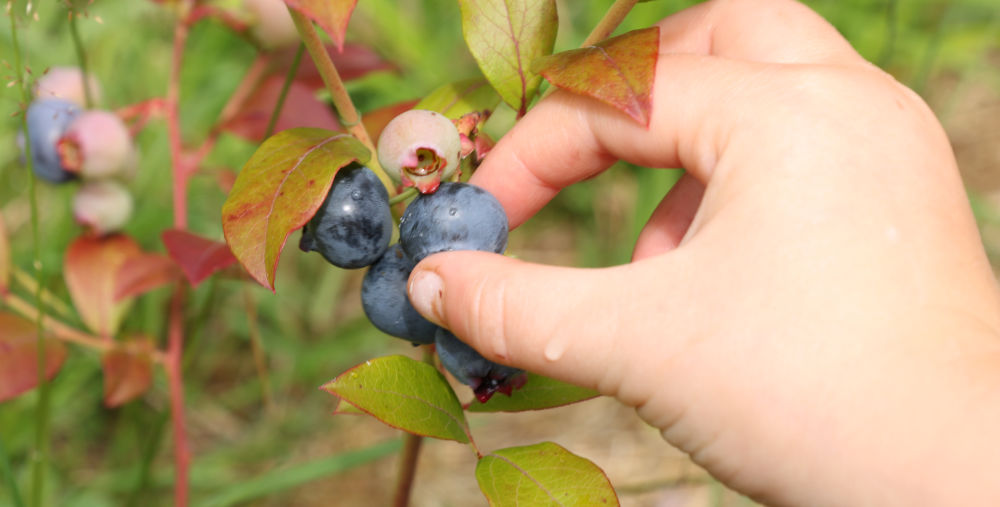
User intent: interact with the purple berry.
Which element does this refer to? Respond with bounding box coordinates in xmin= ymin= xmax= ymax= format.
xmin=435 ymin=328 xmax=525 ymax=403
xmin=399 ymin=182 xmax=507 ymax=262
xmin=299 ymin=164 xmax=392 ymax=269
xmin=361 ymin=244 xmax=439 ymax=345
xmin=23 ymin=98 xmax=81 ymax=183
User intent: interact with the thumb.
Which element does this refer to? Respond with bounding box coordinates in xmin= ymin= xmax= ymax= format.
xmin=407 ymin=250 xmax=681 ymax=393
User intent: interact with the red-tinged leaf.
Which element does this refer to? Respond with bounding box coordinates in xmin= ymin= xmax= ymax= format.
xmin=283 ymin=0 xmax=358 ymax=51
xmin=102 ymin=338 xmax=154 ymax=407
xmin=362 ymin=99 xmax=418 ymax=143
xmin=536 ymin=27 xmax=660 ymax=126
xmin=161 ymin=229 xmax=238 ymax=286
xmin=0 ymin=312 xmax=67 ymax=402
xmin=414 ymin=78 xmax=501 ymax=120
xmin=222 ymin=77 xmax=341 ymax=143
xmin=279 ymin=43 xmax=394 ymax=90
xmin=64 ymin=234 xmax=142 ymax=337
xmin=476 ymin=442 xmax=619 ymax=506
xmin=222 ymin=129 xmax=370 ymax=290
xmin=114 ymin=253 xmax=180 ymax=302
xmin=0 ymin=213 xmax=9 ymax=291
xmin=458 ymin=0 xmax=557 ymax=116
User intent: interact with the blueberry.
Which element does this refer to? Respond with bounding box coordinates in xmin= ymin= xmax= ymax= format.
xmin=399 ymin=182 xmax=507 ymax=262
xmin=361 ymin=244 xmax=439 ymax=344
xmin=435 ymin=328 xmax=525 ymax=403
xmin=23 ymin=98 xmax=81 ymax=183
xmin=299 ymin=163 xmax=392 ymax=269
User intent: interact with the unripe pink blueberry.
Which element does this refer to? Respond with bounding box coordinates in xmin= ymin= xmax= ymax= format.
xmin=57 ymin=110 xmax=136 ymax=179
xmin=243 ymin=0 xmax=299 ymax=49
xmin=34 ymin=66 xmax=102 ymax=107
xmin=376 ymin=109 xmax=462 ymax=194
xmin=73 ymin=180 xmax=134 ymax=235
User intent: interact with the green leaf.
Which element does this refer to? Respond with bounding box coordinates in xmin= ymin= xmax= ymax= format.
xmin=476 ymin=442 xmax=619 ymax=506
xmin=221 ymin=129 xmax=369 ymax=290
xmin=322 ymin=355 xmax=471 ymax=443
xmin=536 ymin=27 xmax=660 ymax=126
xmin=458 ymin=0 xmax=557 ymax=116
xmin=416 ymin=78 xmax=502 ymax=119
xmin=284 ymin=0 xmax=358 ymax=51
xmin=466 ymin=373 xmax=599 ymax=412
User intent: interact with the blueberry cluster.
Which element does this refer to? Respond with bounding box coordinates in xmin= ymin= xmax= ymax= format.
xmin=20 ymin=67 xmax=137 ymax=235
xmin=301 ymin=147 xmax=525 ymax=401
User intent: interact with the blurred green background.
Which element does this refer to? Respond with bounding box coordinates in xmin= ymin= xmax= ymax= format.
xmin=0 ymin=0 xmax=998 ymax=505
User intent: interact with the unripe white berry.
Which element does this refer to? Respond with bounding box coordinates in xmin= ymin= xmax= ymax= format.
xmin=58 ymin=110 xmax=136 ymax=179
xmin=376 ymin=109 xmax=462 ymax=194
xmin=34 ymin=66 xmax=102 ymax=107
xmin=73 ymin=180 xmax=134 ymax=235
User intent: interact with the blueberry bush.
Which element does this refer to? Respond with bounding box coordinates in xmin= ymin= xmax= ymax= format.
xmin=1 ymin=0 xmax=997 ymax=506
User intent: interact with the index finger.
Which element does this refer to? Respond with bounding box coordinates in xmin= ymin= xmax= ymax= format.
xmin=470 ymin=0 xmax=866 ymax=228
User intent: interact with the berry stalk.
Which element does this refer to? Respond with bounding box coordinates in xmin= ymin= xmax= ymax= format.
xmin=285 ymin=8 xmax=396 ymax=195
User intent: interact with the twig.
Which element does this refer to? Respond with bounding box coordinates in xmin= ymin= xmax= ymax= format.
xmin=165 ymin=285 xmax=190 ymax=507
xmin=67 ymin=7 xmax=94 ymax=108
xmin=263 ymin=42 xmax=304 ymax=140
xmin=286 ymin=8 xmax=395 ymax=194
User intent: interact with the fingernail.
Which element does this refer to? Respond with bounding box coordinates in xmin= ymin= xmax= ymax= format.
xmin=408 ymin=269 xmax=444 ymax=325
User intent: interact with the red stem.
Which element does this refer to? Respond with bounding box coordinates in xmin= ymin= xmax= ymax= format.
xmin=165 ymin=3 xmax=195 ymax=506
xmin=165 ymin=285 xmax=190 ymax=507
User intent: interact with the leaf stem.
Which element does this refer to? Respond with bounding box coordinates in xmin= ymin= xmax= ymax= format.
xmin=262 ymin=43 xmax=304 ymax=140
xmin=67 ymin=7 xmax=95 ymax=108
xmin=11 ymin=267 xmax=76 ymax=322
xmin=1 ymin=292 xmax=165 ymax=359
xmin=286 ymin=8 xmax=395 ymax=195
xmin=581 ymin=0 xmax=640 ymax=47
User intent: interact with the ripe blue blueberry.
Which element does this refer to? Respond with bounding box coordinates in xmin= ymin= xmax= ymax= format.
xmin=23 ymin=98 xmax=81 ymax=183
xmin=361 ymin=244 xmax=439 ymax=345
xmin=399 ymin=182 xmax=507 ymax=262
xmin=435 ymin=328 xmax=525 ymax=403
xmin=299 ymin=163 xmax=392 ymax=269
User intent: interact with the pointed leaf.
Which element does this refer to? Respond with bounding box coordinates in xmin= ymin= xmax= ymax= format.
xmin=0 ymin=312 xmax=67 ymax=402
xmin=221 ymin=129 xmax=369 ymax=290
xmin=415 ymin=78 xmax=502 ymax=120
xmin=535 ymin=27 xmax=660 ymax=126
xmin=162 ymin=230 xmax=238 ymax=286
xmin=115 ymin=253 xmax=181 ymax=302
xmin=322 ymin=355 xmax=470 ymax=443
xmin=466 ymin=373 xmax=599 ymax=412
xmin=64 ymin=234 xmax=142 ymax=337
xmin=476 ymin=442 xmax=619 ymax=506
xmin=0 ymin=213 xmax=9 ymax=291
xmin=459 ymin=0 xmax=557 ymax=115
xmin=284 ymin=0 xmax=358 ymax=51
xmin=102 ymin=338 xmax=154 ymax=407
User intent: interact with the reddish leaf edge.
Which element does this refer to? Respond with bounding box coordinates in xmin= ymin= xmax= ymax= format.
xmin=536 ymin=26 xmax=660 ymax=127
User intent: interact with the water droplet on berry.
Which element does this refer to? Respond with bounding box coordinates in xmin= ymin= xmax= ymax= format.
xmin=448 ymin=207 xmax=457 ymax=216
xmin=351 ymin=190 xmax=362 ymax=201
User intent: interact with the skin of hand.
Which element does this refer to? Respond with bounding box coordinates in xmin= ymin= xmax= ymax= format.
xmin=406 ymin=0 xmax=1000 ymax=505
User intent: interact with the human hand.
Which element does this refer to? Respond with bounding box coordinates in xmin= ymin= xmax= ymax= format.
xmin=407 ymin=0 xmax=1000 ymax=504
